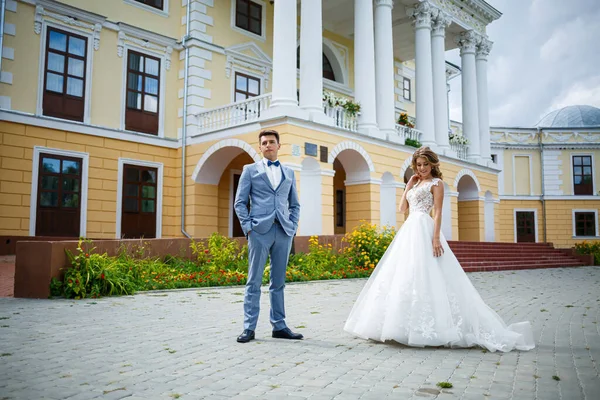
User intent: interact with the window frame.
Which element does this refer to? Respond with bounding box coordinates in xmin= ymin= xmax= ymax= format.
xmin=120 ymin=46 xmax=166 ymax=137
xmin=512 ymin=154 xmax=534 ymax=196
xmin=116 ymin=158 xmax=164 ymax=239
xmin=403 ymin=77 xmax=411 ymax=101
xmin=231 ymin=0 xmax=267 ymax=42
xmin=124 ymin=0 xmax=169 ymax=17
xmin=513 ymin=208 xmax=538 ymax=243
xmin=29 ymin=146 xmax=89 ymax=237
xmin=234 ymin=71 xmax=261 ymax=102
xmin=571 ymin=154 xmax=595 ymax=196
xmin=572 ymin=209 xmax=599 ymax=238
xmin=37 ymin=22 xmax=94 ymax=123
xmin=230 ymin=68 xmax=263 ymax=103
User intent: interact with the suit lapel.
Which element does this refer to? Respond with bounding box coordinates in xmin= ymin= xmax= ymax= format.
xmin=275 ymin=165 xmax=287 ymax=192
xmin=256 ymin=161 xmax=275 ymax=191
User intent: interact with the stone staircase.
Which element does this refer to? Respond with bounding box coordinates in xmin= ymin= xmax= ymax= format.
xmin=447 ymin=241 xmax=590 ymax=272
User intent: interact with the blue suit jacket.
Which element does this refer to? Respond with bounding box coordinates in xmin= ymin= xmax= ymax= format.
xmin=234 ymin=161 xmax=300 ymax=237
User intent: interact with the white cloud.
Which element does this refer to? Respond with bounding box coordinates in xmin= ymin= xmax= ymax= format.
xmin=550 ymin=77 xmax=600 ymax=111
xmin=449 ymin=0 xmax=600 ymax=127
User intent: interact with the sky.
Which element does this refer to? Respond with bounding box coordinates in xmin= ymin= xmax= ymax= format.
xmin=446 ymin=0 xmax=600 ymax=127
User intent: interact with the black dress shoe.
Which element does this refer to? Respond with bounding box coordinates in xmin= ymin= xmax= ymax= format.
xmin=272 ymin=327 xmax=304 ymax=340
xmin=237 ymin=329 xmax=255 ymax=343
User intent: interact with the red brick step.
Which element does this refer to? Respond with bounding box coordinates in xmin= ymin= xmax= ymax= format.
xmin=446 ymin=241 xmax=587 ymax=272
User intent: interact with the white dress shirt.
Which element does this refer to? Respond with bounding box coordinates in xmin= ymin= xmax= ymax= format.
xmin=262 ymin=158 xmax=282 ymax=189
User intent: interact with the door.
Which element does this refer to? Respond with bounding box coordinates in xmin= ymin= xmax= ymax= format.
xmin=36 ymin=153 xmax=82 ymax=237
xmin=232 ymin=173 xmax=244 ymax=237
xmin=516 ymin=211 xmax=535 ymax=243
xmin=121 ymin=164 xmax=157 ymax=238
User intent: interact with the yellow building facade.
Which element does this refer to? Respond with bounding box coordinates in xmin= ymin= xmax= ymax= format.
xmin=1 ymin=0 xmax=596 ymax=248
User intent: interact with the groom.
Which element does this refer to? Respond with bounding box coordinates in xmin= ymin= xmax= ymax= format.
xmin=234 ymin=129 xmax=302 ymax=343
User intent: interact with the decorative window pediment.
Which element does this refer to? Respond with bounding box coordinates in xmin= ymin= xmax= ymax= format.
xmin=116 ymin=23 xmax=177 ymax=70
xmin=34 ymin=0 xmax=106 ymax=50
xmin=225 ymin=42 xmax=272 ymax=88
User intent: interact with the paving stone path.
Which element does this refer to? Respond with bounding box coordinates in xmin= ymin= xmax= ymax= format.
xmin=1 ymin=267 xmax=599 ymax=399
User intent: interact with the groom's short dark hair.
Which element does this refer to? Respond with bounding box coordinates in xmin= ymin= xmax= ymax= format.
xmin=259 ymin=129 xmax=280 ymax=144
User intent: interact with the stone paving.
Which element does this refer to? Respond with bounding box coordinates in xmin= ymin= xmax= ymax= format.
xmin=1 ymin=267 xmax=599 ymax=400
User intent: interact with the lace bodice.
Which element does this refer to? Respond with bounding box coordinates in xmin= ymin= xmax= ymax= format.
xmin=406 ymin=178 xmax=441 ymax=214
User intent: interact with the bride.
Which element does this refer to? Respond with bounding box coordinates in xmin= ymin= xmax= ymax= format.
xmin=343 ymin=147 xmax=535 ymax=352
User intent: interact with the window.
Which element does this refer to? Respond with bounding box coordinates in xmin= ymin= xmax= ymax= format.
xmin=121 ymin=164 xmax=158 ymax=238
xmin=573 ymin=155 xmax=593 ymax=195
xmin=336 ymin=189 xmax=345 ymax=228
xmin=133 ymin=0 xmax=164 ymax=10
xmin=36 ymin=153 xmax=83 ymax=237
xmin=296 ymin=48 xmax=337 ymax=81
xmin=43 ymin=28 xmax=87 ymax=122
xmin=234 ymin=72 xmax=260 ymax=102
xmin=515 ymin=211 xmax=536 ymax=243
xmin=235 ymin=0 xmax=262 ymax=36
xmin=403 ymin=77 xmax=411 ymax=101
xmin=491 ymin=154 xmax=497 ymax=163
xmin=125 ymin=50 xmax=160 ymax=135
xmin=574 ymin=212 xmax=596 ymax=237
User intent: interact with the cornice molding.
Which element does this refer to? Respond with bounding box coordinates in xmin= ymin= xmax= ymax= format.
xmin=224 ymin=42 xmax=273 ymax=89
xmin=116 ymin=23 xmax=179 ymax=70
xmin=431 ymin=0 xmax=501 ymax=34
xmin=34 ymin=0 xmax=106 ymax=50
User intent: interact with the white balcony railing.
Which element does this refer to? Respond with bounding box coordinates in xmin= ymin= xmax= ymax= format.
xmin=450 ymin=142 xmax=468 ymax=160
xmin=324 ymin=103 xmax=359 ymax=132
xmin=394 ymin=124 xmax=423 ymax=143
xmin=196 ymin=93 xmax=272 ymax=134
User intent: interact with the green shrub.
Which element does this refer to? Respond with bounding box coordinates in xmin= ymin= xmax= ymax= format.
xmin=574 ymin=241 xmax=600 ymax=265
xmin=51 ymin=224 xmax=398 ymax=298
xmin=405 ymin=138 xmax=422 ymax=148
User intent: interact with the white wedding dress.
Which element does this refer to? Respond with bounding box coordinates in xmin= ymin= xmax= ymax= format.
xmin=344 ymin=178 xmax=535 ymax=352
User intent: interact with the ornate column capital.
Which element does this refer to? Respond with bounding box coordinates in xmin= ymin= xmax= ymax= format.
xmin=408 ymin=1 xmax=434 ymax=30
xmin=431 ymin=9 xmax=452 ymax=37
xmin=476 ymin=37 xmax=493 ymax=60
xmin=374 ymin=0 xmax=394 ymax=8
xmin=455 ymin=30 xmax=479 ymax=55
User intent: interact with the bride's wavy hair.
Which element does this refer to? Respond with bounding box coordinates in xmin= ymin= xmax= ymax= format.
xmin=411 ymin=146 xmax=443 ymax=180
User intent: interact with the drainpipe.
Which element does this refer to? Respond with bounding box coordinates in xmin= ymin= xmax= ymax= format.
xmin=180 ymin=0 xmax=192 ymax=238
xmin=0 ymin=0 xmax=6 ymax=76
xmin=538 ymin=127 xmax=547 ymax=243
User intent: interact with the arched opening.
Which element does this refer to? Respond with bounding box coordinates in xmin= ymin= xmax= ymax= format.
xmin=484 ymin=191 xmax=495 ymax=242
xmin=333 ymin=158 xmax=347 ymax=234
xmin=332 ymin=149 xmax=372 ymax=233
xmin=456 ymin=175 xmax=480 ymax=241
xmin=380 ymin=172 xmax=397 ymax=228
xmin=299 ymin=158 xmax=322 ymax=235
xmin=191 ymin=140 xmax=259 ymax=237
xmin=221 ymin=153 xmax=256 ymax=237
xmin=297 ymin=48 xmax=337 ymax=81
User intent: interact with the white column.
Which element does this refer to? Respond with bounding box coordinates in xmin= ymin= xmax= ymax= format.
xmin=409 ymin=2 xmax=435 ymax=146
xmin=270 ymin=0 xmax=298 ymax=110
xmin=477 ymin=37 xmax=493 ymax=163
xmin=431 ymin=9 xmax=451 ymax=151
xmin=354 ymin=0 xmax=380 ymax=137
xmin=456 ymin=30 xmax=480 ymax=162
xmin=300 ymin=0 xmax=324 ymax=118
xmin=374 ymin=0 xmax=396 ymax=138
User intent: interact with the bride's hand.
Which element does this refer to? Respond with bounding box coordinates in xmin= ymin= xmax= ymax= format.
xmin=433 ymin=238 xmax=444 ymax=257
xmin=406 ymin=175 xmax=419 ymax=190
